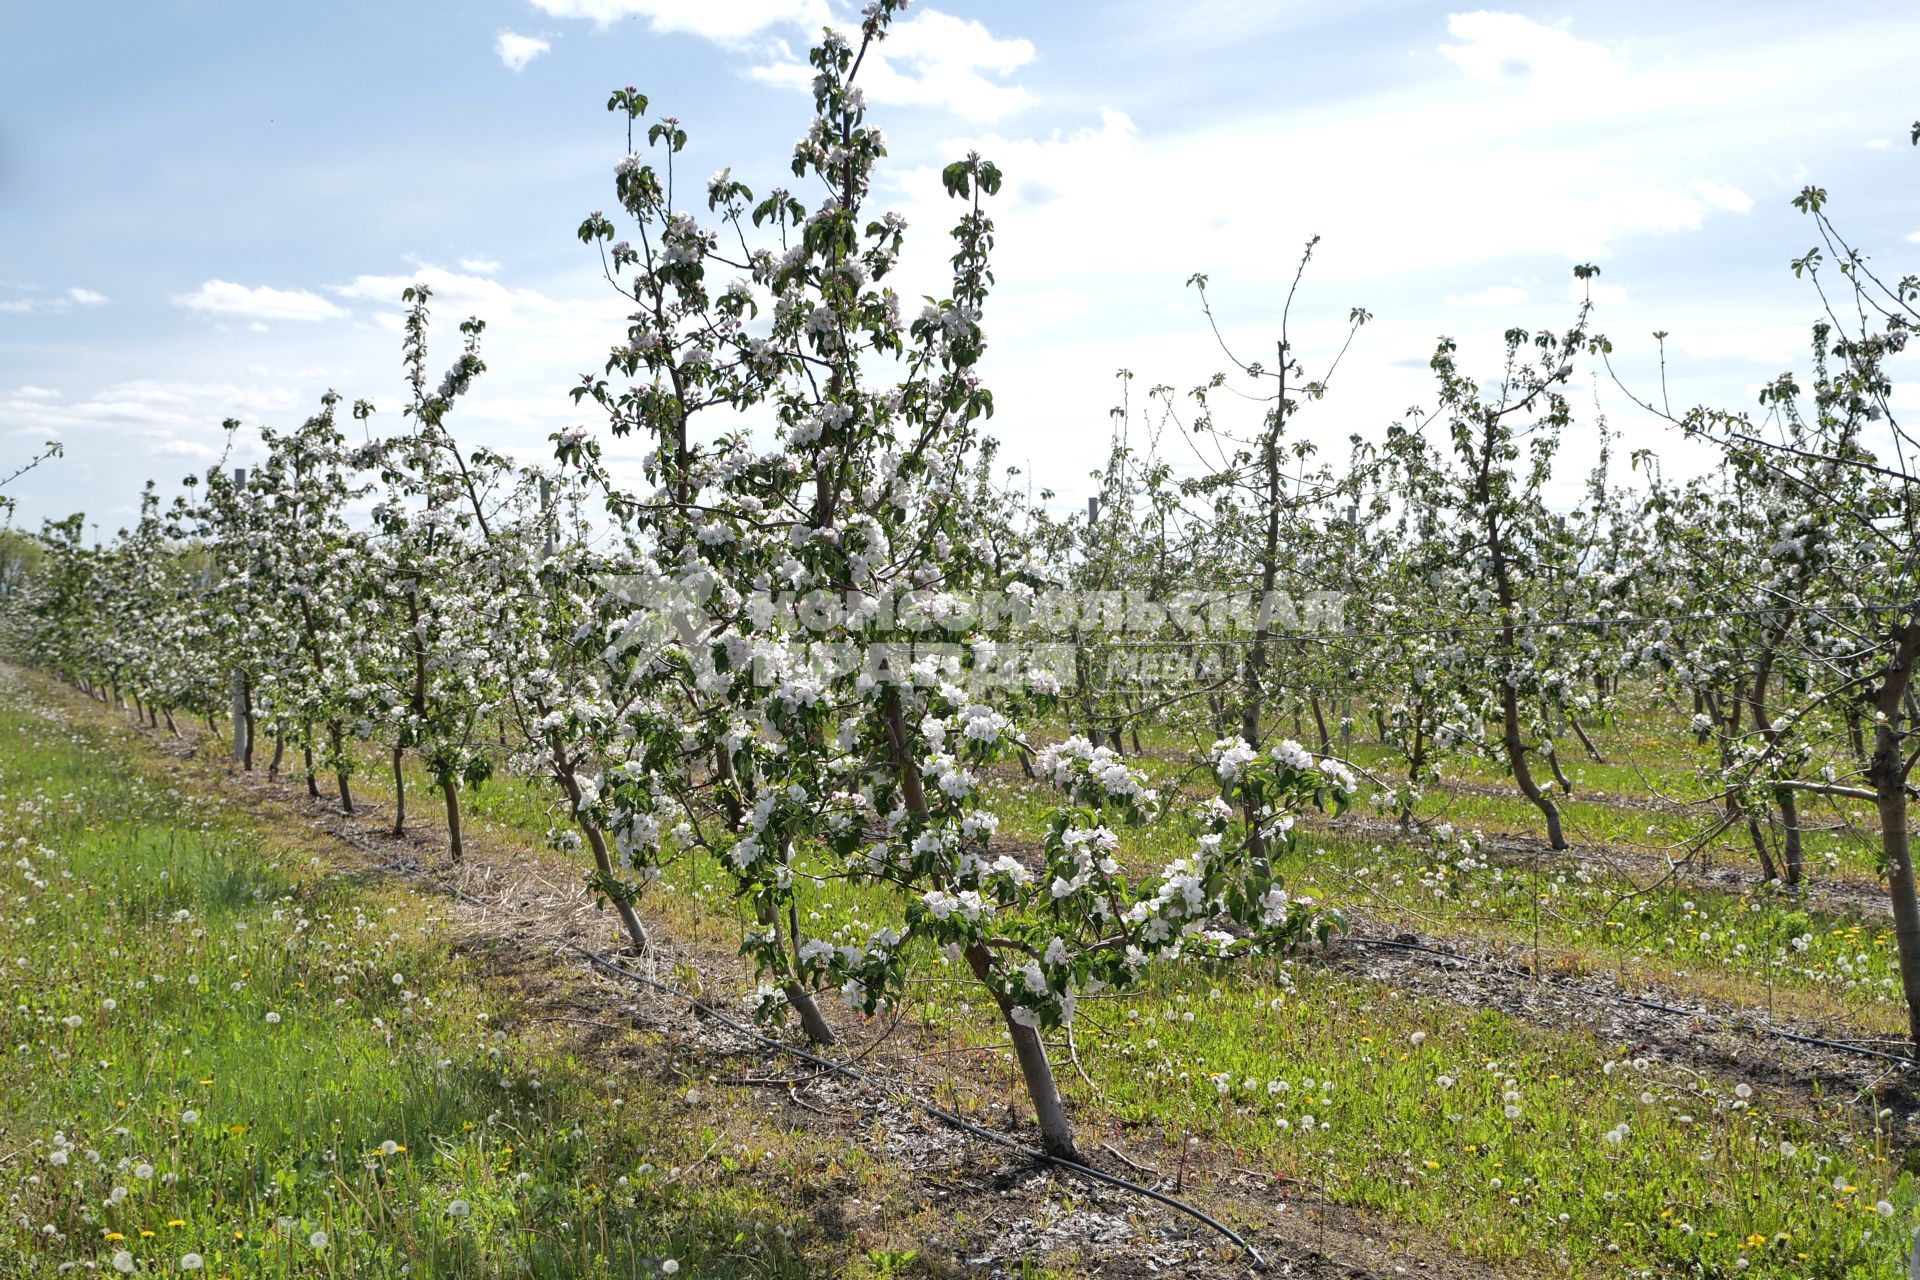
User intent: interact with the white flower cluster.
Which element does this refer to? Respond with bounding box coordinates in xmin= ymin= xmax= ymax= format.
xmin=1036 ymin=736 xmax=1159 ymax=813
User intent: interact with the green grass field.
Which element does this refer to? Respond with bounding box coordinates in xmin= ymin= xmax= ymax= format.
xmin=7 ymin=675 xmax=1918 ymax=1278
xmin=0 ymin=681 xmax=902 ymax=1279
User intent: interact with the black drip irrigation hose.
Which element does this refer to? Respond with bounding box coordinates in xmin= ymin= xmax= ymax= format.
xmin=1347 ymin=934 xmax=1920 ymax=1068
xmin=1620 ymin=994 xmax=1920 ymax=1068
xmin=562 ymin=941 xmax=1272 ymax=1271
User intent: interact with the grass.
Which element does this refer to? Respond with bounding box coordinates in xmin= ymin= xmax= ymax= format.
xmin=1056 ymin=968 xmax=1910 ymax=1277
xmin=338 ymin=717 xmax=1920 ymax=1276
xmin=57 ymin=686 xmax=1920 ymax=1277
xmin=0 ymin=682 xmax=928 ymax=1279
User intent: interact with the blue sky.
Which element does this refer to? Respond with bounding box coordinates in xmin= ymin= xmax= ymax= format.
xmin=3 ymin=1 xmax=1916 ymax=536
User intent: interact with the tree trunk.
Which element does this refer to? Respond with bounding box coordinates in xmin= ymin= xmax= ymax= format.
xmin=1871 ymin=617 xmax=1920 ymax=1052
xmin=162 ymin=707 xmax=178 ymax=736
xmin=1544 ymin=740 xmax=1574 ymax=796
xmin=1747 ymin=657 xmax=1801 ymax=884
xmin=391 ymin=745 xmax=407 ymax=836
xmin=1240 ymin=355 xmax=1286 ymax=862
xmin=882 ymin=687 xmax=1074 ymax=1155
xmin=240 ymin=679 xmax=256 ymax=772
xmin=1502 ymin=688 xmax=1566 ymax=850
xmin=441 ymin=774 xmax=464 ymax=862
xmin=1484 ymin=495 xmax=1564 ymax=850
xmin=303 ymin=738 xmax=321 ymax=799
xmin=552 ymin=752 xmax=650 ymax=954
xmin=1874 ymin=720 xmax=1920 ymax=1050
xmin=267 ymin=733 xmax=284 ymax=780
xmin=1746 ymin=815 xmax=1781 ymax=884
xmin=784 ymin=978 xmax=836 ymax=1045
xmin=966 ymin=941 xmax=1077 ymax=1160
xmin=328 ymin=722 xmax=353 ymax=814
xmin=711 ymin=744 xmax=834 ymax=1045
xmin=1568 ymin=714 xmax=1604 ymax=763
xmin=754 ymin=898 xmax=835 ymax=1046
xmin=1309 ymin=693 xmax=1332 ymax=757
xmin=585 ymin=817 xmax=648 ymax=952
xmin=1778 ymin=787 xmax=1803 ymax=886
xmin=1408 ymin=709 xmax=1427 ymax=785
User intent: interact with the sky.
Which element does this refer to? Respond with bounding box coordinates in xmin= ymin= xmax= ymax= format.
xmin=2 ymin=0 xmax=1917 ymax=539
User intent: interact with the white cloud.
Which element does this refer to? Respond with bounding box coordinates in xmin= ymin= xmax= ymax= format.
xmin=528 ymin=0 xmax=826 ymax=41
xmin=1688 ymin=179 xmax=1753 ymax=214
xmin=1448 ymin=285 xmax=1529 ymax=308
xmin=459 ymin=256 xmax=502 ymax=273
xmin=1439 ymin=11 xmax=1623 ymax=91
xmin=154 ymin=439 xmax=219 ymax=459
xmin=332 ymin=263 xmax=632 ymax=368
xmin=13 ymin=386 xmax=59 ymax=399
xmin=1905 ymin=230 xmax=1920 ymax=244
xmin=174 ymin=280 xmax=349 ymax=322
xmin=0 ymin=380 xmax=308 ymax=483
xmin=496 ymin=32 xmax=551 ymax=72
xmin=749 ymin=9 xmax=1035 ymax=122
xmin=333 ymin=265 xmax=541 ymax=316
xmin=0 ymin=287 xmax=109 ymax=315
